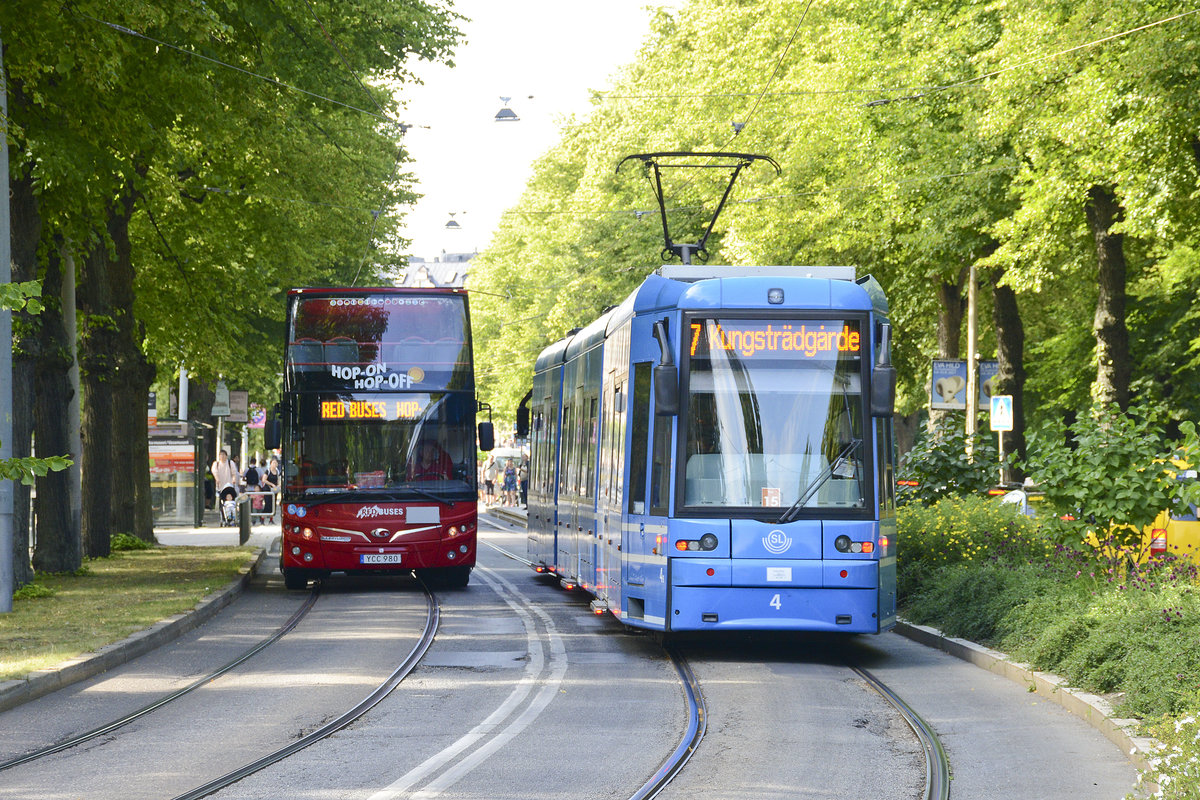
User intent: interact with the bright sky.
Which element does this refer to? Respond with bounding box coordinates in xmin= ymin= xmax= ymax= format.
xmin=395 ymin=0 xmax=681 ymax=262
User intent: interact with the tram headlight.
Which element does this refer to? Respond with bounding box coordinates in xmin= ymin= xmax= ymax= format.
xmin=301 ymin=527 xmax=315 ymax=540
xmin=835 ymin=535 xmax=852 ymax=552
xmin=447 ymin=526 xmax=459 ymax=537
xmin=699 ymin=533 xmax=719 ymax=551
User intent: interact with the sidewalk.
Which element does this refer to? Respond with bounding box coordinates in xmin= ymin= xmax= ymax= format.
xmin=153 ymin=504 xmax=280 ymax=550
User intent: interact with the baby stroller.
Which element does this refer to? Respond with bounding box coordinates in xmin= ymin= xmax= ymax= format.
xmin=218 ymin=486 xmax=238 ymax=526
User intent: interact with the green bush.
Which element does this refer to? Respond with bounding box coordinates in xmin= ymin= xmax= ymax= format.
xmin=1023 ymin=402 xmax=1184 ymax=558
xmin=897 ymin=416 xmax=1003 ymax=505
xmin=13 ymin=583 xmax=56 ymax=600
xmin=111 ymin=533 xmax=153 ymax=551
xmin=900 ymin=495 xmax=1200 ymax=718
xmin=1142 ymin=713 xmax=1200 ymax=799
xmin=897 ymin=494 xmax=1049 ymax=600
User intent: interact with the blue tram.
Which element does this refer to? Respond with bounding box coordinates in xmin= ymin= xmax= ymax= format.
xmin=526 ymin=265 xmax=898 ymax=634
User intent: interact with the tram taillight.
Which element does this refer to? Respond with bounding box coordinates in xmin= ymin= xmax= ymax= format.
xmin=834 ymin=535 xmax=875 ymax=554
xmin=675 ymin=533 xmax=720 ymax=552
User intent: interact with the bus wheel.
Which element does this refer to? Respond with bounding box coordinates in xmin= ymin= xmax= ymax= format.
xmin=282 ymin=569 xmax=309 ymax=591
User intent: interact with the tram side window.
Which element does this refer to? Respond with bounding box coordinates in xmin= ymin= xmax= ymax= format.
xmin=875 ymin=416 xmax=895 ymax=515
xmin=628 ymin=363 xmax=652 ymax=514
xmin=650 ymin=408 xmax=672 ymax=517
xmin=582 ymin=396 xmax=598 ymax=499
xmin=560 ymin=402 xmax=574 ymax=496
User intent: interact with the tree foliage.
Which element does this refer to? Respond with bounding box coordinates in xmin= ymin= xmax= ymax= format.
xmin=467 ymin=0 xmax=1200 ymax=444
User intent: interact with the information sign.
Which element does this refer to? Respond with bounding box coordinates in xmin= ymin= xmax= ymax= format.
xmin=990 ymin=395 xmax=1014 ymax=432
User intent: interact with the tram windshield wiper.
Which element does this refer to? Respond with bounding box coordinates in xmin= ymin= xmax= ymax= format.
xmin=777 ymin=439 xmax=861 ymax=524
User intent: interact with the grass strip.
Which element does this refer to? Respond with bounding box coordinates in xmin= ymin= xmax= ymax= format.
xmin=0 ymin=546 xmax=255 ymax=682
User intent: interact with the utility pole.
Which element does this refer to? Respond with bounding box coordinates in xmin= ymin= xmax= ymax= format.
xmin=1 ymin=33 xmax=15 ymax=612
xmin=965 ymin=263 xmax=978 ymax=458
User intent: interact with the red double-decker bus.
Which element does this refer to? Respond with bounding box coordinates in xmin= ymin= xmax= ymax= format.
xmin=268 ymin=287 xmax=494 ymax=590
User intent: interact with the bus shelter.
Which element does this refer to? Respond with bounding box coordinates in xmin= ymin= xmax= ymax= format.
xmin=149 ymin=421 xmax=204 ymax=527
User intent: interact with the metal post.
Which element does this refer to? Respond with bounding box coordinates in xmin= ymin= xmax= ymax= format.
xmin=965 ymin=263 xmax=977 ymax=459
xmin=1 ymin=33 xmax=15 ymax=612
xmin=176 ymin=367 xmax=189 ymax=522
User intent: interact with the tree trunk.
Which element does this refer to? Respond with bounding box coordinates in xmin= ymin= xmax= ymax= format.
xmin=33 ymin=247 xmax=82 ymax=571
xmin=1085 ymin=184 xmax=1131 ymax=411
xmin=928 ymin=267 xmax=968 ymax=431
xmin=9 ymin=165 xmax=40 ymax=587
xmin=78 ymin=234 xmax=118 ymax=559
xmin=106 ymin=180 xmax=155 ymax=541
xmin=990 ymin=267 xmax=1026 ymax=484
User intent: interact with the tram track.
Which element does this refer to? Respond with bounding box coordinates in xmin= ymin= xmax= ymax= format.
xmin=852 ymin=665 xmax=951 ymax=800
xmin=481 ymin=529 xmax=948 ymax=800
xmin=482 ymin=535 xmax=708 ymax=800
xmin=171 ymin=579 xmax=439 ymax=800
xmin=0 ymin=587 xmax=321 ymax=773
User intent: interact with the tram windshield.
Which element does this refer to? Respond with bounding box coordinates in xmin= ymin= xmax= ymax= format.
xmin=286 ymin=391 xmax=477 ymax=502
xmin=682 ymin=317 xmax=866 ymax=513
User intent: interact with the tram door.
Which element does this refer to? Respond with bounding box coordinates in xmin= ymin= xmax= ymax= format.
xmin=596 ymin=372 xmax=626 ymax=609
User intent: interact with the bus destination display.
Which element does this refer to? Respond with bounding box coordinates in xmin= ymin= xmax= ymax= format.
xmin=319 ymin=395 xmax=428 ymax=421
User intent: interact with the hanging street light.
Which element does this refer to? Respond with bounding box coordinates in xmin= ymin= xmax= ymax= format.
xmin=494 ymin=96 xmax=520 ymax=122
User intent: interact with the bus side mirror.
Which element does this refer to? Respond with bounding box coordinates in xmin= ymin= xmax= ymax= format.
xmin=654 ymin=364 xmax=679 ymax=416
xmin=478 ymin=421 xmax=495 ymax=451
xmin=871 ymin=365 xmax=896 ymax=417
xmin=516 ymin=407 xmax=530 ymax=439
xmin=265 ymin=405 xmax=282 ymax=451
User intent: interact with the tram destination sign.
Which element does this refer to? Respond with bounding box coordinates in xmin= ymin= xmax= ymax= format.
xmin=689 ymin=319 xmax=861 ymax=359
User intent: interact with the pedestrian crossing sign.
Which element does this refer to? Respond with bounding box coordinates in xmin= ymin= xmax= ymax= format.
xmin=990 ymin=395 xmax=1014 ymax=432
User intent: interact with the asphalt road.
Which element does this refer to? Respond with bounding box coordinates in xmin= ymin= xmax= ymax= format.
xmin=0 ymin=513 xmax=1139 ymax=799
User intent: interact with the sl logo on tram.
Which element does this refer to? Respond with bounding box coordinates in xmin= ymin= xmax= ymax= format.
xmin=762 ymin=529 xmax=792 ymax=554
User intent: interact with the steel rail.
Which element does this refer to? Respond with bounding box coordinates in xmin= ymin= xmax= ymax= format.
xmin=170 ymin=582 xmax=440 ymax=800
xmin=0 ymin=587 xmax=321 ymax=772
xmin=482 ymin=529 xmax=706 ymax=800
xmin=629 ymin=647 xmax=706 ymax=800
xmin=852 ymin=666 xmax=951 ymax=800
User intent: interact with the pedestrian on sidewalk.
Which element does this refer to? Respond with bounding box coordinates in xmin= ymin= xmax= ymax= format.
xmin=212 ymin=449 xmax=238 ymax=505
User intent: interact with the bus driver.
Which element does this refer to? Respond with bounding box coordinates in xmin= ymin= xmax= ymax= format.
xmin=409 ymin=436 xmax=453 ymax=481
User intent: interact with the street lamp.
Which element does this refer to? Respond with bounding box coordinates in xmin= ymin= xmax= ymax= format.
xmin=494 ymin=97 xmax=520 ymax=122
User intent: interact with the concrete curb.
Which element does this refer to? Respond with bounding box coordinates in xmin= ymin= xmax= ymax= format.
xmin=894 ymin=620 xmax=1157 ymax=772
xmin=0 ymin=548 xmax=266 ymax=714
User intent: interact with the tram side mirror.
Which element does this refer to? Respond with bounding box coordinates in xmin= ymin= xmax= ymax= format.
xmin=654 ymin=364 xmax=679 ymax=416
xmin=264 ymin=405 xmax=282 ymax=451
xmin=516 ymin=406 xmax=530 ymax=439
xmin=870 ymin=323 xmax=895 ymax=417
xmin=478 ymin=421 xmax=495 ymax=452
xmin=871 ymin=365 xmax=897 ymax=417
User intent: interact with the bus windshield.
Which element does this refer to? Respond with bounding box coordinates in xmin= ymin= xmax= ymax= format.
xmin=287 ymin=293 xmax=472 ymax=392
xmin=682 ymin=317 xmax=867 ymax=513
xmin=288 ymin=391 xmax=477 ymax=501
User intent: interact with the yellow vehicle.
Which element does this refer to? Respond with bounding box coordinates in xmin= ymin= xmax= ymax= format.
xmin=990 ymin=470 xmax=1200 ymax=565
xmin=1146 ymin=468 xmax=1200 ymax=562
